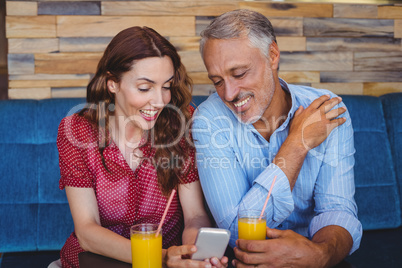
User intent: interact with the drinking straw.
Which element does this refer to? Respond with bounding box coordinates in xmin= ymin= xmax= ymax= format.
xmin=259 ymin=175 xmax=277 ymax=221
xmin=156 ymin=189 xmax=176 ymax=237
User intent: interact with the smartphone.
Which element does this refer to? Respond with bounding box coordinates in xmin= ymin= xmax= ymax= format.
xmin=191 ymin=227 xmax=231 ymax=260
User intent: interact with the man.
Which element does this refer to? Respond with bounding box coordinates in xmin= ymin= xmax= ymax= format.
xmin=192 ymin=9 xmax=362 ymax=268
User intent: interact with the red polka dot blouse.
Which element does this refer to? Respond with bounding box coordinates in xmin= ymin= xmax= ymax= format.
xmin=57 ymin=112 xmax=199 ymax=268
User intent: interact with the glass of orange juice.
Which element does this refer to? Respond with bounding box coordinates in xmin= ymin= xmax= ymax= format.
xmin=130 ymin=223 xmax=162 ymax=268
xmin=238 ymin=209 xmax=267 ymax=240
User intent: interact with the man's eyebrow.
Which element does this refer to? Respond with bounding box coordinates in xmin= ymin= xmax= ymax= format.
xmin=208 ymin=66 xmax=248 ymax=80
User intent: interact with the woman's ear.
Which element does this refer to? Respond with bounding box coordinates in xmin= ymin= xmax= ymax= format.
xmin=268 ymin=41 xmax=280 ymax=70
xmin=107 ymin=78 xmax=118 ymax=94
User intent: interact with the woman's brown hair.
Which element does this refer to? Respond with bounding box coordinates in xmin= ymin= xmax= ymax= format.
xmin=79 ymin=26 xmax=193 ymax=195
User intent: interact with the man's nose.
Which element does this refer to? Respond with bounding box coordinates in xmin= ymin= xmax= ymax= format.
xmin=224 ymin=80 xmax=240 ymax=102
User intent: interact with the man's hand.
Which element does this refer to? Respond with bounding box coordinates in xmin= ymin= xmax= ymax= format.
xmin=273 ymin=95 xmax=347 ymax=190
xmin=233 ymin=228 xmax=324 ymax=268
xmin=288 ymin=95 xmax=346 ymax=153
xmin=232 ymin=226 xmax=352 ymax=268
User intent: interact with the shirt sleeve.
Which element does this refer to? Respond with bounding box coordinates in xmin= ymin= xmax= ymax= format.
xmin=308 ymin=107 xmax=362 ymax=254
xmin=193 ymin=106 xmax=294 ymax=248
xmin=57 ymin=115 xmax=96 ymax=189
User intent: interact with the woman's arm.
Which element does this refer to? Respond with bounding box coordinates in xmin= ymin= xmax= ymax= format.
xmin=65 ymin=186 xmax=132 ymax=263
xmin=179 ymin=181 xmax=212 ymax=245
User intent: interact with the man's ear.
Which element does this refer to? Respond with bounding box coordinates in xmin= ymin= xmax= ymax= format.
xmin=107 ymin=78 xmax=118 ymax=94
xmin=268 ymin=41 xmax=280 ymax=70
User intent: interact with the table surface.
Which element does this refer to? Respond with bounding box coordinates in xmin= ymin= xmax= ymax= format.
xmin=79 ymin=251 xmax=356 ymax=268
xmin=79 ymin=252 xmax=130 ymax=268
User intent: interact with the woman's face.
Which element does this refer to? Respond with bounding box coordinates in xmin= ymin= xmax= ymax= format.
xmin=108 ymin=56 xmax=173 ymax=132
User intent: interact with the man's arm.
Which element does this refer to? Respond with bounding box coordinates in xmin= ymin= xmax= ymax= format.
xmin=234 ymin=98 xmax=362 ymax=267
xmin=273 ymin=95 xmax=346 ymax=190
xmin=192 ymin=103 xmax=294 ymax=248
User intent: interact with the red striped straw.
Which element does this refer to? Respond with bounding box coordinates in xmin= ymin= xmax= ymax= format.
xmin=259 ymin=176 xmax=277 ymax=221
xmin=156 ymin=189 xmax=176 ymax=237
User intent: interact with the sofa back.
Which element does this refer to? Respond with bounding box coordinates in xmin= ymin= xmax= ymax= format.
xmin=0 ymin=94 xmax=401 ymax=252
xmin=0 ymin=98 xmax=85 ymax=252
xmin=381 ymin=93 xmax=402 ymax=215
xmin=342 ymin=95 xmax=401 ymax=230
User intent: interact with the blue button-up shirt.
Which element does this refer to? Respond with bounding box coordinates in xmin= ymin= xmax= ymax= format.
xmin=192 ymin=79 xmax=362 ymax=253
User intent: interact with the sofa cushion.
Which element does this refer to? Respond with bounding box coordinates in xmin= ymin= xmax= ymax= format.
xmin=0 ymin=98 xmax=84 ymax=252
xmin=342 ymin=95 xmax=401 ymax=230
xmin=381 ymin=93 xmax=402 ymax=215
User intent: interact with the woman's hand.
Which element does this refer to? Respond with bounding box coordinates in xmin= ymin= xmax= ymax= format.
xmin=164 ymin=245 xmax=228 ymax=267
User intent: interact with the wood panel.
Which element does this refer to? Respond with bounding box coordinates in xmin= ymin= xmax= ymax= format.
xmin=266 ymin=18 xmax=303 ymax=37
xmin=188 ymin=72 xmax=209 ymax=84
xmin=333 ymin=4 xmax=377 ymax=19
xmin=280 ymin=51 xmax=353 ymax=71
xmin=277 ymin=37 xmax=306 ymax=52
xmin=102 ymin=1 xmax=238 ymax=16
xmin=8 ymin=38 xmax=59 ymax=54
xmin=321 ymin=71 xmax=402 ymax=83
xmin=363 ymin=82 xmax=402 ymax=96
xmin=57 ymin=16 xmax=195 ymax=37
xmin=178 ymin=51 xmax=206 ymax=73
xmin=8 ymin=87 xmax=51 ymax=99
xmin=304 ymin=18 xmax=394 ymax=37
xmin=9 ymin=73 xmax=91 ymax=81
xmin=278 ymin=71 xmax=320 ymax=83
xmin=378 ymin=5 xmax=402 ymax=19
xmin=239 ymin=2 xmax=333 ymax=18
xmin=354 ymin=52 xmax=402 ymax=71
xmin=311 ymin=83 xmax=364 ymax=95
xmin=6 ymin=1 xmax=37 ymax=16
xmin=6 ymin=16 xmax=56 ymax=38
xmin=4 ymin=1 xmax=402 ymax=99
xmin=9 ymin=79 xmax=89 ymax=88
xmin=169 ymin=37 xmax=200 ymax=52
xmin=35 ymin=53 xmax=102 ymax=74
xmin=396 ymin=20 xmax=402 ymax=38
xmin=38 ymin=1 xmax=101 ymax=15
xmin=306 ymin=37 xmax=402 ymax=52
xmin=8 ymin=53 xmax=34 ymax=75
xmin=59 ymin=37 xmax=111 ymax=52
xmin=51 ymin=88 xmax=86 ymax=98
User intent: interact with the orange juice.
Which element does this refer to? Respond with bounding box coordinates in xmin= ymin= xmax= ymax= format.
xmin=130 ymin=224 xmax=162 ymax=268
xmin=238 ymin=217 xmax=267 ymax=240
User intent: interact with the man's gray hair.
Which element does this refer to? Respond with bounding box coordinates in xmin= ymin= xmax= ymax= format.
xmin=200 ymin=9 xmax=277 ymax=58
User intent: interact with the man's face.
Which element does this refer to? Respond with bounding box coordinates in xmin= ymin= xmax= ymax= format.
xmin=202 ymin=37 xmax=277 ymax=124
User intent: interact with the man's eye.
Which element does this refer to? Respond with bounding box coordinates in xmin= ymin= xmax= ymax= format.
xmin=213 ymin=80 xmax=223 ymax=86
xmin=234 ymin=72 xmax=246 ymax=78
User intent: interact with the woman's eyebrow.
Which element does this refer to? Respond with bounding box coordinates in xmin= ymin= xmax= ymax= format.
xmin=137 ymin=75 xmax=174 ymax=84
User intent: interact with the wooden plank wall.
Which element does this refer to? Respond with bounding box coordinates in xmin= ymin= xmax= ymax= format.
xmin=5 ymin=0 xmax=402 ymax=99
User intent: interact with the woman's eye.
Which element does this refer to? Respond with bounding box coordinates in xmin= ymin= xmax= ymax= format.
xmin=163 ymin=84 xmax=172 ymax=90
xmin=138 ymin=88 xmax=150 ymax=92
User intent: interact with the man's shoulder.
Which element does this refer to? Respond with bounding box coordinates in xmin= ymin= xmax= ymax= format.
xmin=288 ymin=83 xmax=338 ymax=106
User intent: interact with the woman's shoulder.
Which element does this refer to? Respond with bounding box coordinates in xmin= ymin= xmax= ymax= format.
xmin=58 ymin=113 xmax=99 ymax=145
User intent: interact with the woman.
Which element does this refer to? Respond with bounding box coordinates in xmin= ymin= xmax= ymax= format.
xmin=57 ymin=26 xmax=227 ymax=267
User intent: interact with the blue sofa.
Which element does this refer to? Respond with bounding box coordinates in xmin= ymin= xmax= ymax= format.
xmin=0 ymin=94 xmax=401 ymax=267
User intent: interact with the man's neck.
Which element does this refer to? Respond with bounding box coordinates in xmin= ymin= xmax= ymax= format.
xmin=253 ymin=85 xmax=292 ymax=141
